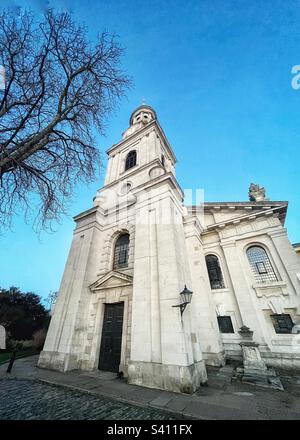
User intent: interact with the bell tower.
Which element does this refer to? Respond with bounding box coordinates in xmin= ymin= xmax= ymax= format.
xmin=100 ymin=104 xmax=176 ymax=191
xmin=39 ymin=104 xmax=209 ymax=393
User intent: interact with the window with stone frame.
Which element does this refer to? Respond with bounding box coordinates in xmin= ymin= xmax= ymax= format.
xmin=217 ymin=316 xmax=234 ymax=333
xmin=205 ymin=254 xmax=225 ymax=289
xmin=113 ymin=234 xmax=130 ymax=269
xmin=271 ymin=314 xmax=294 ymax=334
xmin=125 ymin=150 xmax=137 ymax=171
xmin=246 ymin=246 xmax=277 ymax=283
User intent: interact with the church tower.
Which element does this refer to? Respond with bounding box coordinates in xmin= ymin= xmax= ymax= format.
xmin=38 ymin=104 xmax=210 ymax=393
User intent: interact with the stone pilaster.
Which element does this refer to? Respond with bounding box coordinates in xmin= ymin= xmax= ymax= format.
xmin=221 ymin=241 xmax=265 ymax=343
xmin=128 ymin=192 xmax=207 ymax=393
xmin=184 ymin=219 xmax=225 ymax=366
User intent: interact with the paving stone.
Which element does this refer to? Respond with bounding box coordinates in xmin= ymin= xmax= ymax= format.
xmin=149 ymin=393 xmax=174 ymax=408
xmin=183 ymin=400 xmax=257 ymax=420
xmin=164 ymin=395 xmax=191 ymax=413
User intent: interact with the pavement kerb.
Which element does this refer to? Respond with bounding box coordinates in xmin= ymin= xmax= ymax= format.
xmin=37 ymin=378 xmax=202 ymax=420
xmin=0 ymin=375 xmax=36 ymax=381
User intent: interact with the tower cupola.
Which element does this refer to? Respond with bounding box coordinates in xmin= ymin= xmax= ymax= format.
xmin=122 ymin=104 xmax=157 ymax=138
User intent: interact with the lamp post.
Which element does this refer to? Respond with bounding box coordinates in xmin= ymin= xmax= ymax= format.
xmin=172 ymin=285 xmax=193 ymax=316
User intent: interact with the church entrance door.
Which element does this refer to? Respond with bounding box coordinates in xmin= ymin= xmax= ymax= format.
xmin=98 ymin=302 xmax=124 ymax=372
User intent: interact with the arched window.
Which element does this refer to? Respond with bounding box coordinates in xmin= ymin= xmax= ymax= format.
xmin=205 ymin=255 xmax=225 ymax=289
xmin=246 ymin=245 xmax=277 ymax=283
xmin=113 ymin=234 xmax=130 ymax=269
xmin=125 ymin=150 xmax=136 ymax=171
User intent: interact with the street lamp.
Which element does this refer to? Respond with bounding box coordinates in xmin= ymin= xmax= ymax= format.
xmin=172 ymin=285 xmax=193 ymax=316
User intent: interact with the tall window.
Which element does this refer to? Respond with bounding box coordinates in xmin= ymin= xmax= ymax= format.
xmin=113 ymin=234 xmax=130 ymax=269
xmin=205 ymin=254 xmax=225 ymax=289
xmin=246 ymin=246 xmax=277 ymax=283
xmin=125 ymin=150 xmax=137 ymax=171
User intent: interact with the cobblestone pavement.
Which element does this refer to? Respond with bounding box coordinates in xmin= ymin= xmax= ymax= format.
xmin=1 ymin=357 xmax=300 ymax=419
xmin=0 ymin=379 xmax=175 ymax=420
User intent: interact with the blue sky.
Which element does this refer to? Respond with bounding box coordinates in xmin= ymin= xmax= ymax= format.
xmin=0 ymin=0 xmax=299 ymax=303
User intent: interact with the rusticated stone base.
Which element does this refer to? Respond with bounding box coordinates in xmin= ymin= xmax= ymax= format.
xmin=127 ymin=360 xmax=207 ymax=394
xmin=260 ymin=351 xmax=300 ymax=370
xmin=38 ymin=350 xmax=80 ymax=372
xmin=203 ymin=351 xmax=226 ymax=367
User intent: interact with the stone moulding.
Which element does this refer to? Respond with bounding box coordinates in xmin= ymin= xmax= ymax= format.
xmin=252 ymin=281 xmax=288 ymax=297
xmin=89 ymin=271 xmax=133 ymax=292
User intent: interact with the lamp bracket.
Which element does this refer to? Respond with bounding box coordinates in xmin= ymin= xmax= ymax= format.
xmin=172 ymin=303 xmax=187 ymax=316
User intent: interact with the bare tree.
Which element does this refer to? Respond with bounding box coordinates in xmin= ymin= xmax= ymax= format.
xmin=0 ymin=9 xmax=130 ymax=231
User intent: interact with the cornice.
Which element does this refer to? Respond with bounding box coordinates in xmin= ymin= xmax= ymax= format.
xmin=99 ymin=158 xmax=162 ymax=191
xmin=134 ymin=171 xmax=184 ymax=200
xmin=268 ymin=229 xmax=288 ymax=239
xmin=202 ymin=204 xmax=287 ymax=234
xmin=74 ymin=172 xmax=184 ymax=225
xmin=73 ymin=206 xmax=98 ymax=222
xmin=202 ymin=201 xmax=288 ymax=208
xmin=183 ymin=216 xmax=204 ymax=240
xmin=106 ymin=119 xmax=177 ymax=163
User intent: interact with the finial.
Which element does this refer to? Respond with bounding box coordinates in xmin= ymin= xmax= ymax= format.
xmin=141 ymin=97 xmax=146 ymax=105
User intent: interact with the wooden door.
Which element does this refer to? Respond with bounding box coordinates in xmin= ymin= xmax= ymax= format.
xmin=98 ymin=302 xmax=124 ymax=372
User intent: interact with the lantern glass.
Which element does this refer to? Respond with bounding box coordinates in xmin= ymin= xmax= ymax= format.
xmin=180 ymin=285 xmax=193 ymax=304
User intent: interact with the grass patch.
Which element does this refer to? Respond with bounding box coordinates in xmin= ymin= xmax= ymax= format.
xmin=0 ymin=349 xmax=39 ymax=365
xmin=0 ymin=351 xmax=12 ymax=364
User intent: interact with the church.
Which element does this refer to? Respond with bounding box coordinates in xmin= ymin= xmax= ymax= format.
xmin=39 ymin=105 xmax=300 ymax=393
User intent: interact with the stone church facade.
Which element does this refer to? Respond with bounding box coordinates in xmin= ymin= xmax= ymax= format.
xmin=39 ymin=105 xmax=300 ymax=393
